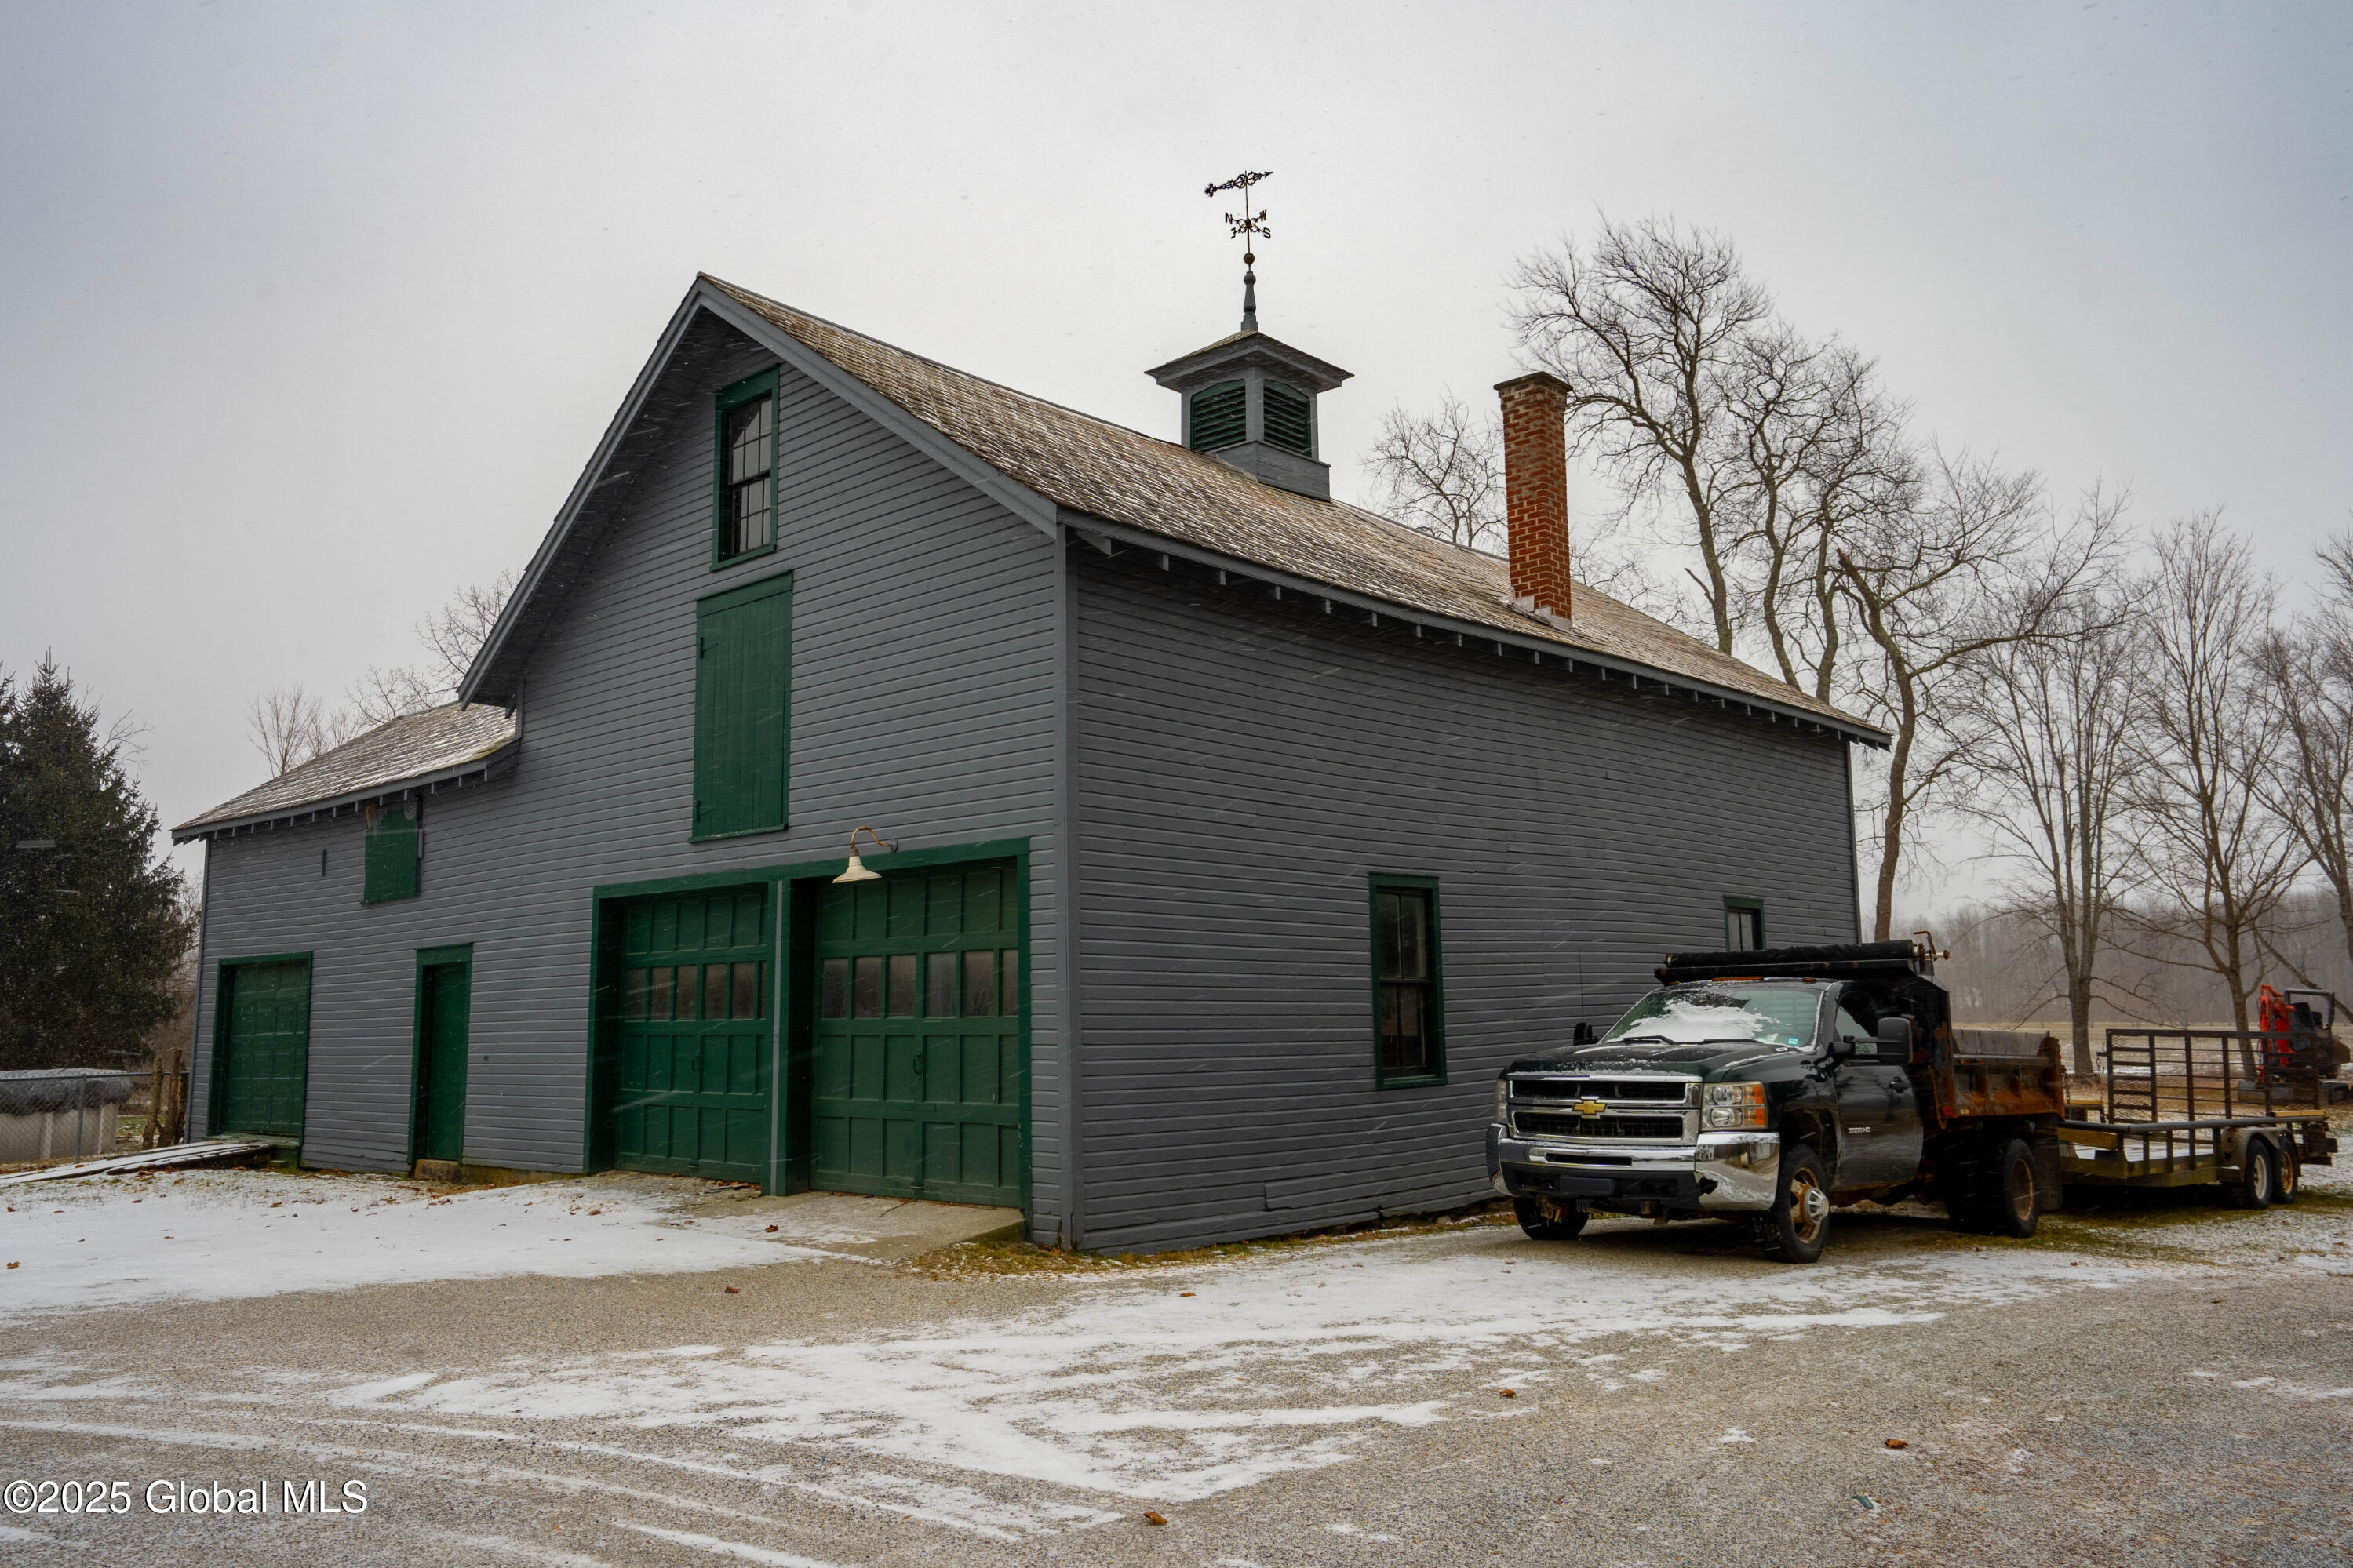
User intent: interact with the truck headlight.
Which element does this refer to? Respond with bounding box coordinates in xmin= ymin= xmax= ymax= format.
xmin=1494 ymin=1077 xmax=1510 ymax=1125
xmin=1703 ymin=1082 xmax=1768 ymax=1130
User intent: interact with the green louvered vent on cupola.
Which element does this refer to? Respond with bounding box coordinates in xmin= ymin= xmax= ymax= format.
xmin=1262 ymin=380 xmax=1313 ymax=456
xmin=1189 ymin=380 xmax=1247 ymax=452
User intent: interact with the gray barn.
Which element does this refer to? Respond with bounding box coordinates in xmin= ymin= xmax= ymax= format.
xmin=175 ymin=275 xmax=1882 ymax=1251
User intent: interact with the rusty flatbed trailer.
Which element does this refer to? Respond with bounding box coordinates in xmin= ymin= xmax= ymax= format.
xmin=2058 ymin=1028 xmax=2337 ymax=1200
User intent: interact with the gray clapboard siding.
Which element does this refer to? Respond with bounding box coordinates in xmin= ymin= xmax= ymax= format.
xmin=1068 ymin=546 xmax=1856 ymax=1252
xmin=193 ymin=311 xmax=1069 ymax=1233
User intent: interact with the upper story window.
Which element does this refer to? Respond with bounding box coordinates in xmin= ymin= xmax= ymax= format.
xmin=1724 ymin=897 xmax=1765 ymax=950
xmin=714 ymin=369 xmax=779 ymax=566
xmin=1188 ymin=380 xmax=1247 ymax=452
xmin=1262 ymin=380 xmax=1313 ymax=455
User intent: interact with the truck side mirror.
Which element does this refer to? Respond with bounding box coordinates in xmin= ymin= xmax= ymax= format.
xmin=1874 ymin=1017 xmax=1914 ymax=1062
xmin=1574 ymin=1020 xmax=1597 ymax=1045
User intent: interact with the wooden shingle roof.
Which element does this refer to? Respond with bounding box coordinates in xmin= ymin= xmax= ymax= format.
xmin=174 ymin=703 xmax=517 ymax=840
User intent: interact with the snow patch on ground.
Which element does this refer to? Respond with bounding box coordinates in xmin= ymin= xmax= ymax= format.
xmin=355 ymin=1234 xmax=2153 ymax=1500
xmin=0 ymin=1168 xmax=829 ymax=1315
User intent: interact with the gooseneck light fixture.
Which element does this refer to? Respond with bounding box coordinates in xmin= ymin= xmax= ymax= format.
xmin=832 ymin=825 xmax=896 ymax=885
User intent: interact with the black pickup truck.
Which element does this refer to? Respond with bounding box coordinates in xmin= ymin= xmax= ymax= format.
xmin=1486 ymin=940 xmax=2065 ymax=1262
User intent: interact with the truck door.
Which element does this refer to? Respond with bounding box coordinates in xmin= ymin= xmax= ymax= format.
xmin=1831 ymin=1003 xmax=1924 ymax=1188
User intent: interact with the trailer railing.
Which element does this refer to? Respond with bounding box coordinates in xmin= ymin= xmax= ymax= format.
xmin=2059 ymin=1028 xmax=2336 ymax=1183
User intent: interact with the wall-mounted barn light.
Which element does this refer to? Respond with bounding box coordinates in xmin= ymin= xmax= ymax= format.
xmin=832 ymin=825 xmax=896 ymax=885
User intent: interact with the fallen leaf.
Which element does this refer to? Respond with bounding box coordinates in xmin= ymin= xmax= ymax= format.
xmin=724 ymin=1286 xmax=740 ymax=1294
xmin=766 ymin=1224 xmax=779 ymax=1233
xmin=1179 ymin=1291 xmax=1195 ymax=1297
xmin=1885 ymin=1439 xmax=1907 ymax=1450
xmin=1501 ymin=1388 xmax=1517 ymax=1399
xmin=1142 ymin=1512 xmax=1167 ymax=1526
xmin=6 ymin=1262 xmax=16 ymax=1270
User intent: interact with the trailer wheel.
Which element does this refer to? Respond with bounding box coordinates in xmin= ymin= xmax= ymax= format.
xmin=1754 ymin=1144 xmax=1831 ymax=1264
xmin=2274 ymin=1141 xmax=2301 ymax=1204
xmin=1513 ymin=1196 xmax=1588 ymax=1241
xmin=1980 ymin=1138 xmax=2041 ymax=1239
xmin=2230 ymin=1138 xmax=2278 ymax=1210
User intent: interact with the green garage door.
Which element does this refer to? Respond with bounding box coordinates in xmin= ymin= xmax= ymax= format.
xmin=217 ymin=959 xmax=311 ymax=1137
xmin=611 ymin=887 xmax=771 ymax=1183
xmin=814 ymin=862 xmax=1024 ymax=1206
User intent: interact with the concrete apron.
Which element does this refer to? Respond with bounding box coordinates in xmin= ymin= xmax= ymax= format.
xmin=683 ymin=1186 xmax=1025 ymax=1263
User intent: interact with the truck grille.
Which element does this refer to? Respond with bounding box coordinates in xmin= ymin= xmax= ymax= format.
xmin=1515 ymin=1078 xmax=1689 ymax=1103
xmin=1515 ymin=1112 xmax=1688 ymax=1141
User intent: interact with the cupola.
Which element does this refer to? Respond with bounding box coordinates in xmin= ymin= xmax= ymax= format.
xmin=1146 ymin=246 xmax=1350 ymax=500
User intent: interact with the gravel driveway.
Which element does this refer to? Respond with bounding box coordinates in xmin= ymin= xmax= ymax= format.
xmin=3 ymin=1162 xmax=2348 ymax=1567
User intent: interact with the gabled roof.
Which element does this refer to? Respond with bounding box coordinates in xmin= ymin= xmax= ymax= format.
xmin=464 ymin=274 xmax=1882 ymax=743
xmin=175 ymin=704 xmax=517 ymax=841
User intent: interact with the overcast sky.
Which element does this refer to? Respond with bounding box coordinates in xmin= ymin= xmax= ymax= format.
xmin=4 ymin=1 xmax=2348 ymax=904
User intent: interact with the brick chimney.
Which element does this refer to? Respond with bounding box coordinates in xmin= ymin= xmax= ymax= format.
xmin=1496 ymin=371 xmax=1573 ymax=621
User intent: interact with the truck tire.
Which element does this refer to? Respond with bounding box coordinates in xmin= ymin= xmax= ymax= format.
xmin=1977 ymin=1137 xmax=2041 ymax=1239
xmin=1754 ymin=1144 xmax=1831 ymax=1264
xmin=1513 ymin=1196 xmax=1588 ymax=1241
xmin=2230 ymin=1137 xmax=2278 ymax=1210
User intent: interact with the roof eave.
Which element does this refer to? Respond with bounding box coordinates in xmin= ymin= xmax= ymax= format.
xmin=172 ymin=738 xmax=522 ymax=843
xmin=1056 ymin=509 xmax=1889 ymax=748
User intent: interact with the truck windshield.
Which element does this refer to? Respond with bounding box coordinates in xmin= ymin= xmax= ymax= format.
xmin=1601 ymin=985 xmax=1820 ymax=1049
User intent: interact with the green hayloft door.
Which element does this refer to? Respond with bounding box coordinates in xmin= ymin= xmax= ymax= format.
xmin=613 ymin=887 xmax=771 ymax=1183
xmin=218 ymin=959 xmax=310 ymax=1137
xmin=813 ymin=862 xmax=1024 ymax=1206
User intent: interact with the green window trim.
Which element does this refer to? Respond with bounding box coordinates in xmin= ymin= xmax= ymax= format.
xmin=1262 ymin=379 xmax=1314 ymax=456
xmin=692 ymin=569 xmax=793 ymax=842
xmin=362 ymin=802 xmax=421 ymax=904
xmin=1723 ymin=896 xmax=1765 ymax=951
xmin=1370 ymin=873 xmax=1447 ymax=1088
xmin=712 ymin=368 xmax=781 ymax=569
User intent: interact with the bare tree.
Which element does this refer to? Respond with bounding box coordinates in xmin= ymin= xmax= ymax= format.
xmin=1507 ymin=217 xmax=1775 ymax=654
xmin=2253 ymin=540 xmax=2353 ymax=971
xmin=243 ymin=685 xmax=359 ymax=777
xmin=346 ymin=569 xmax=519 ymax=725
xmin=1953 ymin=513 xmax=2141 ymax=1072
xmin=1364 ymin=398 xmax=1505 ymax=551
xmin=1838 ymin=454 xmax=2116 ymax=940
xmin=2125 ymin=512 xmax=2308 ymax=1041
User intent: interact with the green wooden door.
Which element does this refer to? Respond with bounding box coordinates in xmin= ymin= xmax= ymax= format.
xmin=414 ymin=960 xmax=471 ymax=1163
xmin=217 ymin=959 xmax=310 ymax=1137
xmin=611 ymin=886 xmax=772 ymax=1182
xmin=812 ymin=862 xmax=1024 ymax=1206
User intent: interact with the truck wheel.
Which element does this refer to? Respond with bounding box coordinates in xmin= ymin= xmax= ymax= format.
xmin=1979 ymin=1138 xmax=2040 ymax=1239
xmin=2230 ymin=1138 xmax=2277 ymax=1210
xmin=1755 ymin=1144 xmax=1830 ymax=1264
xmin=1513 ymin=1196 xmax=1588 ymax=1241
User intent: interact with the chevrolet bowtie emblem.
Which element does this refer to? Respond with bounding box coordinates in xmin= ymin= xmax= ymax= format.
xmin=1572 ymin=1097 xmax=1608 ymax=1117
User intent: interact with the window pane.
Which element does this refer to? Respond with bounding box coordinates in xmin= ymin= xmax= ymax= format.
xmin=675 ymin=966 xmax=699 ymax=1022
xmin=854 ymin=955 xmax=883 ymax=1019
xmin=887 ymin=953 xmax=919 ymax=1017
xmin=624 ymin=968 xmax=649 ymax=1021
xmin=820 ymin=958 xmax=848 ymax=1020
xmin=649 ymin=966 xmax=673 ymax=1021
xmin=963 ymin=950 xmax=998 ymax=1017
xmin=1381 ymin=982 xmax=1430 ymax=1076
xmin=1000 ymin=948 xmax=1019 ymax=1017
xmin=1376 ymin=888 xmax=1430 ymax=981
xmin=927 ymin=951 xmax=959 ymax=1017
xmin=704 ymin=964 xmax=728 ymax=1022
xmin=732 ymin=961 xmax=760 ymax=1020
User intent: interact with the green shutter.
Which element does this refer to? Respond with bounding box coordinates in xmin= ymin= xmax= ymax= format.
xmin=363 ymin=803 xmax=420 ymax=904
xmin=1189 ymin=380 xmax=1247 ymax=451
xmin=693 ymin=572 xmax=792 ymax=839
xmin=1262 ymin=380 xmax=1313 ymax=455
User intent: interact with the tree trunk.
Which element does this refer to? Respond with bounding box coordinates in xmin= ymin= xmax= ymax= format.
xmin=2067 ymin=973 xmax=2096 ymax=1078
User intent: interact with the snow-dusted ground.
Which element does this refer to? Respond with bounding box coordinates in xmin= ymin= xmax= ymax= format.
xmin=0 ymin=1167 xmax=865 ymax=1315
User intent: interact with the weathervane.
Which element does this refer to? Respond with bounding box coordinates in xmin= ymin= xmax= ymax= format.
xmin=1205 ymin=169 xmax=1273 ymax=332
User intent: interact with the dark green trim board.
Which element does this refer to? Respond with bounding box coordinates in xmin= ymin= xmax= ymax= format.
xmin=362 ymin=802 xmax=421 ymax=903
xmin=691 ymin=570 xmax=793 ymax=841
xmin=591 ymin=837 xmax=1035 ymax=904
xmin=208 ymin=952 xmax=314 ymax=1141
xmin=711 ymin=366 xmax=781 ymax=569
xmin=1723 ymin=896 xmax=1766 ymax=951
xmin=1368 ymin=874 xmax=1447 ymax=1089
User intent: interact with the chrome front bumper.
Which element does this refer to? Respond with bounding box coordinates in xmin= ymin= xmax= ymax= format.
xmin=1490 ymin=1129 xmax=1782 ymax=1211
